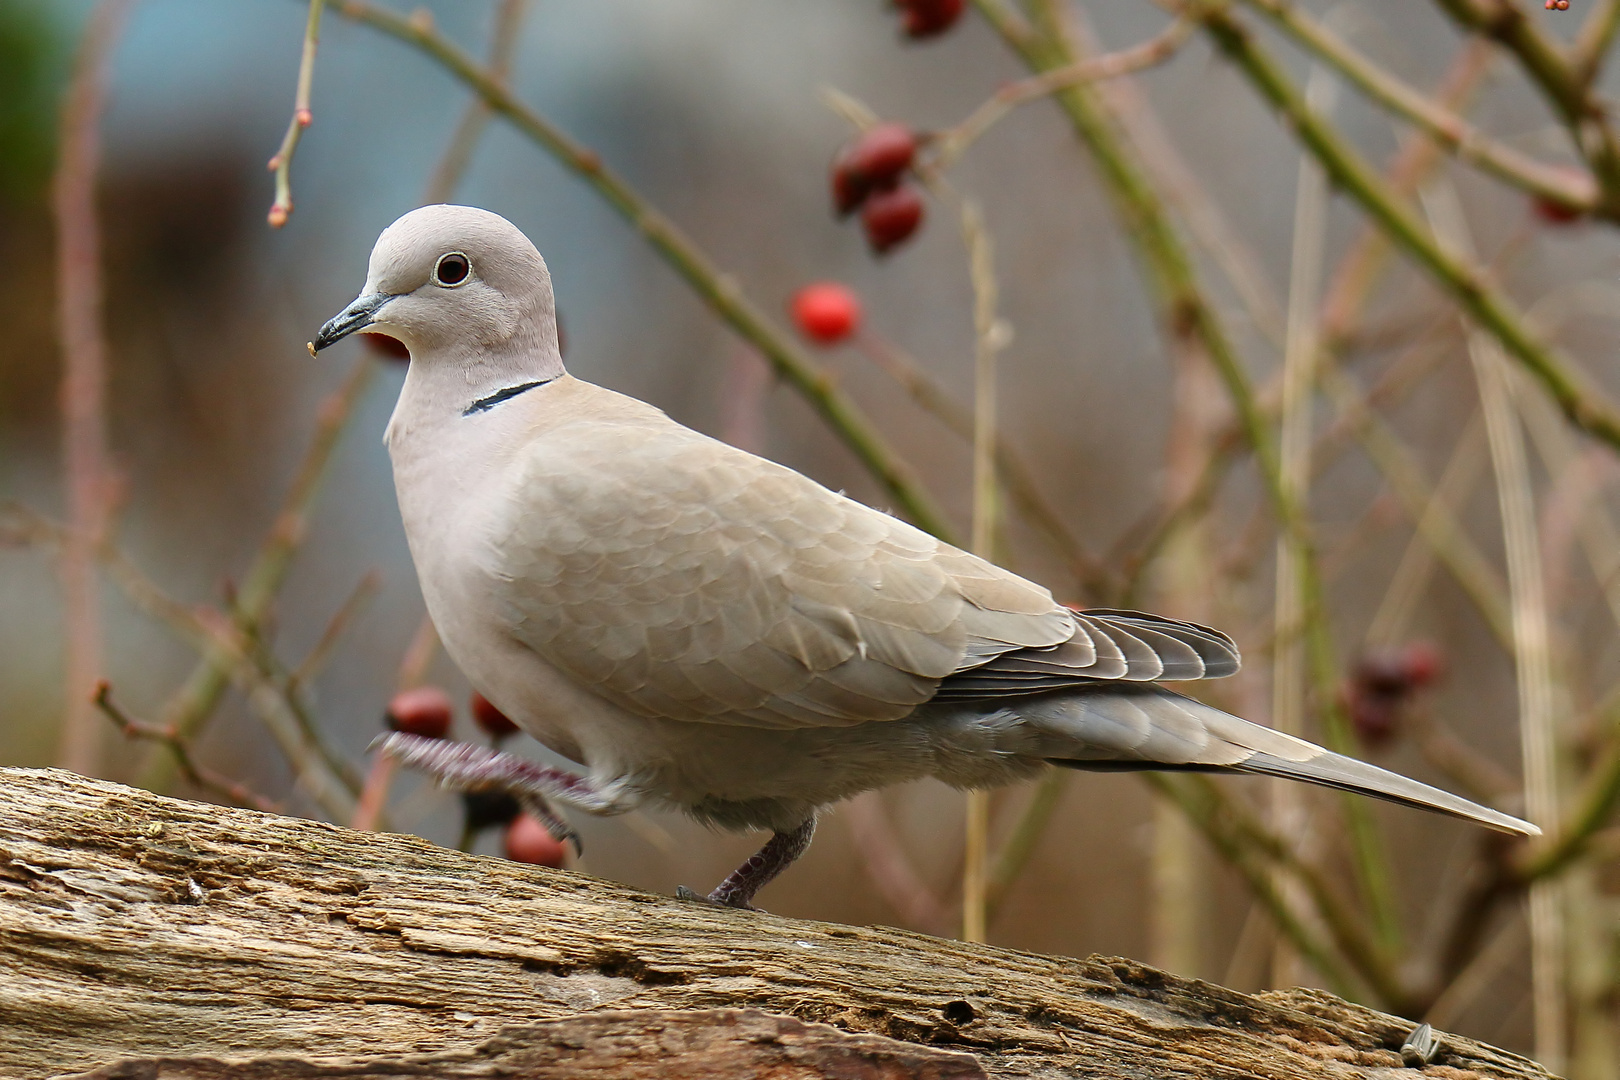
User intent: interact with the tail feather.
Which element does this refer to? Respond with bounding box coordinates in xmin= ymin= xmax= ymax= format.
xmin=1228 ymin=748 xmax=1536 ymax=836
xmin=1024 ymin=685 xmax=1538 ymax=837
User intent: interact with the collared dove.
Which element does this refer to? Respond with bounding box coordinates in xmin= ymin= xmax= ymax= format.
xmin=314 ymin=205 xmax=1537 ymax=911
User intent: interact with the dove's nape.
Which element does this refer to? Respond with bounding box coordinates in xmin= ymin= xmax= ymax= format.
xmin=317 ymin=205 xmax=1536 ymax=914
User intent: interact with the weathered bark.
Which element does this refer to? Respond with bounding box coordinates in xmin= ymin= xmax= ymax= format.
xmin=61 ymin=1009 xmax=987 ymax=1079
xmin=0 ymin=768 xmax=1553 ymax=1079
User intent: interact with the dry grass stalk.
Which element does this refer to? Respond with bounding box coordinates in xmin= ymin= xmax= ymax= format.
xmin=1270 ymin=68 xmax=1333 ymax=984
xmin=1426 ymin=185 xmax=1567 ymax=1071
xmin=961 ymin=199 xmax=1003 ymax=944
xmin=52 ymin=0 xmax=132 ymax=777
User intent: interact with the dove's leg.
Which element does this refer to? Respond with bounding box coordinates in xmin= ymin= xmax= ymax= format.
xmin=684 ymin=817 xmax=816 ymax=911
xmin=373 ymin=732 xmax=625 ymax=853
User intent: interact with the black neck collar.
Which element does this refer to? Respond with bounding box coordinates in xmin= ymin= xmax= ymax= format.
xmin=463 ymin=377 xmax=553 ymax=417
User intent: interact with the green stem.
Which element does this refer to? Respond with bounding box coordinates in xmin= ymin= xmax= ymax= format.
xmin=1238 ymin=0 xmax=1594 ymax=214
xmin=1431 ymin=0 xmax=1620 ymax=209
xmin=1519 ymin=705 xmax=1620 ymax=882
xmin=1572 ymin=0 xmax=1620 ymax=89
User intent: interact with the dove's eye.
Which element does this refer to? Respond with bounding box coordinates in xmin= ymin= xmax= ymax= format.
xmin=433 ymin=252 xmax=471 ymax=287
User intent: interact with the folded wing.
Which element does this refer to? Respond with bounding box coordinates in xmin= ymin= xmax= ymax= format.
xmin=490 ymin=386 xmax=1244 ymax=730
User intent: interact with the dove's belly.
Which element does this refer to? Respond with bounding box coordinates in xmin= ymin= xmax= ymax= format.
xmin=441 ymin=618 xmax=1046 ymax=831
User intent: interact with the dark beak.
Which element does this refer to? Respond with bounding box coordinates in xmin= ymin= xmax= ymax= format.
xmin=312 ymin=292 xmax=395 ymax=352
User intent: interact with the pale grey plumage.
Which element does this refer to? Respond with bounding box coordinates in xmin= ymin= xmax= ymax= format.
xmin=316 ymin=205 xmax=1535 ymax=906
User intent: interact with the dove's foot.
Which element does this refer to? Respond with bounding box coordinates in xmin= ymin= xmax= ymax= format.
xmin=372 ymin=732 xmax=597 ymax=854
xmin=678 ymin=817 xmax=816 ymax=911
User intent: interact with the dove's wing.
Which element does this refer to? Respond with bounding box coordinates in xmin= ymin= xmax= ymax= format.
xmin=488 ymin=384 xmax=1058 ymax=728
xmin=487 ymin=382 xmax=1235 ymax=729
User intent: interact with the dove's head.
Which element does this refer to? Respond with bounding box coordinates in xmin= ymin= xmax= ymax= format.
xmin=313 ymin=205 xmax=563 ymax=379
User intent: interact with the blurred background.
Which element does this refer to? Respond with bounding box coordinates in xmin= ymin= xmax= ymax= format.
xmin=5 ymin=0 xmax=1620 ymax=1070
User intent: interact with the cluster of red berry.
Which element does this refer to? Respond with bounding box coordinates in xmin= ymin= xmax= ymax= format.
xmin=383 ymin=686 xmax=566 ymax=866
xmin=1341 ymin=641 xmax=1445 ymax=748
xmin=784 ymin=6 xmax=968 ymax=349
xmin=1544 ymin=0 xmax=1570 ymax=10
xmin=833 ymin=123 xmax=926 ymax=255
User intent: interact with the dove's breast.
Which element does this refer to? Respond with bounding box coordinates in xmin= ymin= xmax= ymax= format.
xmin=385 ymin=376 xmax=637 ymax=768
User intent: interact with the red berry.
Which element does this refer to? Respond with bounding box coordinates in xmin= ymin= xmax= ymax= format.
xmin=362 ymin=333 xmax=410 ymax=361
xmin=1346 ymin=689 xmax=1400 ymax=748
xmin=504 ymin=812 xmax=567 ymax=867
xmin=861 ymin=184 xmax=925 ymax=254
xmin=896 ymin=0 xmax=964 ymax=38
xmin=1355 ymin=651 xmax=1411 ymax=697
xmin=1532 ymin=195 xmax=1583 ymax=224
xmin=791 ymin=282 xmax=863 ymax=345
xmin=385 ymin=685 xmax=453 ymax=739
xmin=1398 ymin=640 xmax=1445 ymax=688
xmin=470 ymin=690 xmax=520 ymax=741
xmin=1343 ymin=641 xmax=1445 ymax=748
xmin=831 ymin=123 xmax=917 ymax=217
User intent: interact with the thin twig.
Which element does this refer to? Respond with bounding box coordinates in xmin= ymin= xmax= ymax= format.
xmin=1081 ymin=9 xmax=1286 ymax=347
xmin=1143 ymin=773 xmax=1366 ymax=1002
xmin=289 ymin=569 xmax=382 ymax=691
xmin=1425 ymin=917 xmax=1528 ymax=1030
xmin=856 ymin=333 xmax=1111 ymax=599
xmin=7 ymin=502 xmax=365 ymax=821
xmin=267 ymin=0 xmax=326 ymax=227
xmin=241 ymin=628 xmax=365 ymax=796
xmin=94 ymin=682 xmax=278 ymax=813
xmin=934 ymin=13 xmax=1196 ymax=169
xmin=1363 ymin=412 xmax=1489 ymax=650
xmin=140 ymin=355 xmax=377 ymax=793
xmin=53 ymin=0 xmax=131 ymax=776
xmin=1319 ymin=37 xmax=1496 ymax=348
xmin=422 ymin=0 xmax=527 ymax=204
xmin=1318 ymin=364 xmax=1514 ymax=649
xmin=1411 ymin=710 xmax=1521 ymax=804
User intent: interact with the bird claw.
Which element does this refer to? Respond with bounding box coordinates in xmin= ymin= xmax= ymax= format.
xmin=674 ymin=884 xmax=763 ymax=912
xmin=519 ymin=796 xmax=583 ymax=857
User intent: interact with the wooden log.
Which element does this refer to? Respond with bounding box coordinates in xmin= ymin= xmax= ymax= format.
xmin=0 ymin=768 xmax=1554 ymax=1079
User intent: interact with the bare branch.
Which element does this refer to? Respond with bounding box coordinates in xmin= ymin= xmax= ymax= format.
xmin=267 ymin=0 xmax=326 ymax=227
